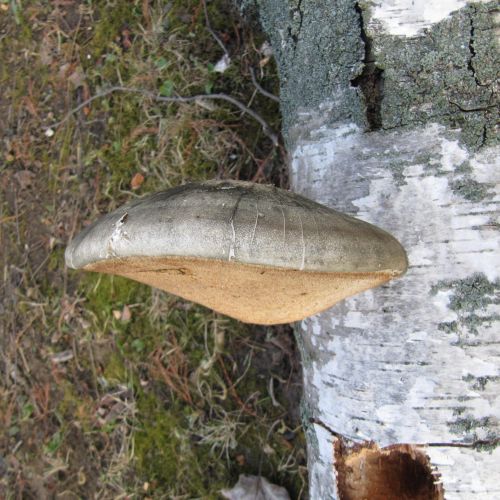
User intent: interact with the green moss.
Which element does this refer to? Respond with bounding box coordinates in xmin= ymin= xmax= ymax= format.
xmin=103 ymin=351 xmax=129 ymax=383
xmin=51 ymin=381 xmax=97 ymax=437
xmin=85 ymin=1 xmax=141 ymax=59
xmin=47 ymin=247 xmax=65 ymax=273
xmin=134 ymin=391 xmax=230 ymax=498
xmin=84 ymin=274 xmax=146 ymax=314
xmin=124 ymin=309 xmax=305 ymax=496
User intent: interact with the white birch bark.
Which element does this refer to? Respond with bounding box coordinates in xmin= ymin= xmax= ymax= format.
xmin=247 ymin=0 xmax=500 ymax=497
xmin=292 ymin=121 xmax=499 ymax=499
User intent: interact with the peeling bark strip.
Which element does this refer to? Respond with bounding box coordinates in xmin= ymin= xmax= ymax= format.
xmin=369 ymin=0 xmax=494 ymax=37
xmin=249 ymin=0 xmax=500 ymax=498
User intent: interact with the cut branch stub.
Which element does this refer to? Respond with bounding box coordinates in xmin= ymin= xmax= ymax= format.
xmin=65 ymin=180 xmax=407 ymax=324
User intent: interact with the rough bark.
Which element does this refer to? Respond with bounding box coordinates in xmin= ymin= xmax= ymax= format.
xmin=243 ymin=0 xmax=499 ymax=498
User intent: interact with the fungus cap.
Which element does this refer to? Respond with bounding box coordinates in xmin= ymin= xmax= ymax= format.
xmin=65 ymin=180 xmax=407 ymax=324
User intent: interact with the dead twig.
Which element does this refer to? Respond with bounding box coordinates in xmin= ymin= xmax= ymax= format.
xmin=47 ymin=86 xmax=279 ymax=146
xmin=151 ymin=343 xmax=193 ymax=405
xmin=202 ymin=0 xmax=229 ymax=57
xmin=249 ymin=67 xmax=280 ymax=103
xmin=217 ymin=355 xmax=257 ymax=417
xmin=251 ymin=149 xmax=275 ymax=183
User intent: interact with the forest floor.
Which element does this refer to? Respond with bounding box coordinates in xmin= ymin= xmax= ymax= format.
xmin=0 ymin=1 xmax=307 ymax=498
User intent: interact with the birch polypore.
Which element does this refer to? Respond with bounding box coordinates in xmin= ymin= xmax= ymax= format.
xmin=65 ymin=180 xmax=407 ymax=324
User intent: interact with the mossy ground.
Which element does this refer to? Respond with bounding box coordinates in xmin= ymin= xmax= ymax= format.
xmin=0 ymin=0 xmax=306 ymax=497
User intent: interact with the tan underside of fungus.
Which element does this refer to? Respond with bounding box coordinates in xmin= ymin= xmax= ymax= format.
xmin=87 ymin=256 xmax=396 ymax=324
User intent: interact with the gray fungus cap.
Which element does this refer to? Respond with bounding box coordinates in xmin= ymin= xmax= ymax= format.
xmin=65 ymin=180 xmax=407 ymax=324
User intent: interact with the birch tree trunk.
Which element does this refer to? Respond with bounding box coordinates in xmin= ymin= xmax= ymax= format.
xmin=245 ymin=0 xmax=500 ymax=498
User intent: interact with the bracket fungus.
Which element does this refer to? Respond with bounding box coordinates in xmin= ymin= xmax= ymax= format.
xmin=65 ymin=180 xmax=407 ymax=324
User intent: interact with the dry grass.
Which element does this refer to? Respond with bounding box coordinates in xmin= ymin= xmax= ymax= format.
xmin=0 ymin=0 xmax=306 ymax=498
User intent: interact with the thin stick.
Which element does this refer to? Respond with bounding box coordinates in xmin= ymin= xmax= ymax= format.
xmin=217 ymin=355 xmax=257 ymax=417
xmin=47 ymin=86 xmax=279 ymax=146
xmin=249 ymin=67 xmax=280 ymax=103
xmin=202 ymin=0 xmax=229 ymax=56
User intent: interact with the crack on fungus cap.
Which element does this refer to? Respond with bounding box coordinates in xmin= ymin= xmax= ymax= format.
xmin=65 ymin=180 xmax=408 ymax=324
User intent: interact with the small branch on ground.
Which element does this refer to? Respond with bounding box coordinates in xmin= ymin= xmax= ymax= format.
xmin=47 ymin=86 xmax=279 ymax=146
xmin=202 ymin=0 xmax=229 ymax=57
xmin=250 ymin=67 xmax=280 ymax=103
xmin=217 ymin=355 xmax=257 ymax=417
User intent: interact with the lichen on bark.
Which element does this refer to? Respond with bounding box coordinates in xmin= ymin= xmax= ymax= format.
xmin=250 ymin=0 xmax=498 ymax=150
xmin=255 ymin=0 xmax=365 ymax=135
xmin=369 ymin=2 xmax=499 ymax=149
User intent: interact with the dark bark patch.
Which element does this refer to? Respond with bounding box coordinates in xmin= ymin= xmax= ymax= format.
xmin=257 ymin=0 xmax=365 ymax=136
xmin=334 ymin=440 xmax=444 ymax=500
xmin=370 ymin=3 xmax=498 ymax=149
xmin=350 ymin=3 xmax=384 ymax=131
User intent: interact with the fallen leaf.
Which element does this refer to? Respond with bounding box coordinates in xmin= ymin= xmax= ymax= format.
xmin=259 ymin=56 xmax=271 ymax=68
xmin=260 ymin=41 xmax=273 ymax=57
xmin=262 ymin=443 xmax=275 ymax=455
xmin=82 ymin=83 xmax=91 ymax=115
xmin=131 ymin=172 xmax=144 ymax=190
xmin=221 ymin=475 xmax=290 ymax=500
xmin=121 ymin=305 xmax=132 ymax=322
xmin=213 ymin=54 xmax=231 ymax=73
xmin=121 ymin=28 xmax=133 ymax=50
xmin=50 ymin=351 xmax=74 ymax=364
